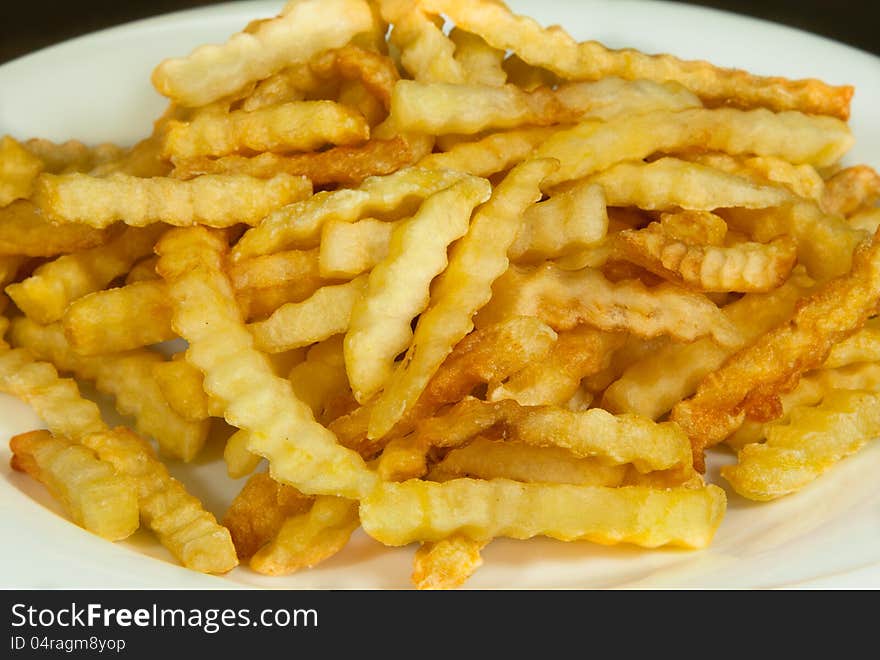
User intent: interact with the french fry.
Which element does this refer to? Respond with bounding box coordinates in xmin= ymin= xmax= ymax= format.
xmin=450 ymin=28 xmax=506 ymax=86
xmin=152 ymin=0 xmax=374 ymax=106
xmin=672 ymin=229 xmax=880 ymax=468
xmin=229 ymin=249 xmax=323 ymax=298
xmin=0 ymin=256 xmax=25 ymax=288
xmin=22 ymin=138 xmax=124 ymax=174
xmin=415 ymin=397 xmax=692 ymax=473
xmin=616 ymin=222 xmax=798 ymax=293
xmin=222 ymin=472 xmax=313 ymax=560
xmin=420 ymin=0 xmax=852 ymax=117
xmin=428 ymin=437 xmax=628 ymax=487
xmin=289 ymin=336 xmax=351 ymax=420
xmin=412 ymin=535 xmax=487 ymax=590
xmin=823 ymin=318 xmax=880 ymax=368
xmin=849 ymin=208 xmax=880 ymax=234
xmin=502 ymin=54 xmax=558 ymax=91
xmin=310 ymin=45 xmax=400 ymax=111
xmin=63 ymin=281 xmax=175 ymax=355
xmin=602 ymin=269 xmax=814 ymax=419
xmin=382 ymin=0 xmax=465 ymax=83
xmin=345 ymin=177 xmax=491 ymax=402
xmin=152 ymin=357 xmax=217 ymax=422
xmin=722 ymin=390 xmax=880 ymax=500
xmin=125 ymin=256 xmax=160 ymax=284
xmin=250 ymin=496 xmax=359 ymax=575
xmin=9 ymin=430 xmax=139 ymax=541
xmin=223 ymin=429 xmax=262 ymax=479
xmin=509 ymin=182 xmax=607 ymax=262
xmin=320 ymin=218 xmax=395 ymax=279
xmin=490 ymin=327 xmax=624 ymax=406
xmin=476 ymin=262 xmax=740 ymax=346
xmin=250 ymin=276 xmax=368 ymax=353
xmin=10 ymin=318 xmax=210 ymax=461
xmin=0 ymin=201 xmax=111 ymax=257
xmin=156 ymin=227 xmax=377 ymax=499
xmin=0 ymin=135 xmax=44 ymax=205
xmin=34 ymin=172 xmax=311 ymax=228
xmin=239 ymin=63 xmax=324 ymax=111
xmin=232 ymin=167 xmax=467 ymax=258
xmin=6 ymin=225 xmax=165 ymax=324
xmin=360 ymin=478 xmax=726 ymax=548
xmin=535 ymin=108 xmax=853 ymax=187
xmin=369 ymin=159 xmax=557 ymax=439
xmin=821 ymin=165 xmax=880 ymax=217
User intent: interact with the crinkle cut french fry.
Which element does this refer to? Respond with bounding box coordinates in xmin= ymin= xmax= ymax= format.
xmin=10 ymin=430 xmax=140 ymax=541
xmin=152 ymin=0 xmax=374 ymax=106
xmin=369 ymin=159 xmax=558 ymax=439
xmin=0 ymin=201 xmax=111 ymax=257
xmin=420 ymin=0 xmax=853 ymax=118
xmin=429 ymin=437 xmax=628 ymax=487
xmin=289 ymin=336 xmax=351 ymax=421
xmin=535 ymin=108 xmax=853 ymax=188
xmin=0 ymin=135 xmax=44 ymax=206
xmin=34 ymin=172 xmax=312 ymax=229
xmin=232 ymin=167 xmax=467 ymax=259
xmin=224 ymin=429 xmax=263 ymax=479
xmin=6 ymin=225 xmax=166 ymax=325
xmin=415 ymin=397 xmax=692 ymax=473
xmin=383 ymin=0 xmax=465 ymax=83
xmin=63 ymin=280 xmax=175 ymax=356
xmin=250 ymin=276 xmax=368 ymax=354
xmin=345 ymin=177 xmax=491 ymax=402
xmin=171 ymin=137 xmax=415 ymax=187
xmin=320 ymin=218 xmax=395 ymax=279
xmin=413 ymin=536 xmax=487 ymax=590
xmin=10 ymin=318 xmax=209 ymax=461
xmin=311 ymin=45 xmax=400 ymax=111
xmin=821 ymin=165 xmax=880 ymax=217
xmin=82 ymin=428 xmax=238 ymax=574
xmin=152 ymin=358 xmax=215 ymax=422
xmin=0 ymin=256 xmax=26 ymax=288
xmin=156 ymin=227 xmax=377 ymax=499
xmin=475 ymin=262 xmax=740 ymax=347
xmin=602 ymin=269 xmax=814 ymax=420
xmin=823 ymin=318 xmax=880 ymax=368
xmin=250 ymin=496 xmax=359 ymax=576
xmin=163 ymin=101 xmax=369 ymax=159
xmin=722 ymin=390 xmax=880 ymax=501
xmin=450 ymin=27 xmax=505 ymax=86
xmin=502 ymin=54 xmax=559 ymax=92
xmin=222 ymin=472 xmax=313 ymax=560
xmin=672 ymin=229 xmax=880 ymax=468
xmin=125 ymin=256 xmax=160 ymax=284
xmin=360 ymin=478 xmax=726 ymax=549
xmin=22 ymin=138 xmax=124 ymax=174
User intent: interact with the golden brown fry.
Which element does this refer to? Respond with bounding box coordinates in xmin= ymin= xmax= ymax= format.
xmin=152 ymin=357 xmax=216 ymax=422
xmin=450 ymin=27 xmax=506 ymax=86
xmin=672 ymin=229 xmax=880 ymax=469
xmin=222 ymin=472 xmax=313 ymax=560
xmin=476 ymin=262 xmax=739 ymax=346
xmin=22 ymin=138 xmax=125 ymax=174
xmin=125 ymin=256 xmax=160 ymax=284
xmin=0 ymin=256 xmax=26 ymax=288
xmin=229 ymin=249 xmax=323 ymax=296
xmin=0 ymin=201 xmax=111 ymax=257
xmin=821 ymin=165 xmax=880 ymax=217
xmin=412 ymin=535 xmax=487 ymax=590
xmin=420 ymin=0 xmax=852 ymax=117
xmin=311 ymin=45 xmax=400 ymax=111
xmin=0 ymin=135 xmax=44 ymax=205
xmin=9 ymin=430 xmax=139 ymax=541
xmin=35 ymin=172 xmax=311 ymax=228
xmin=823 ymin=318 xmax=880 ymax=368
xmin=502 ymin=54 xmax=558 ymax=91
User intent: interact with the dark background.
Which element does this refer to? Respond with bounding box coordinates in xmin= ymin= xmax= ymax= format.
xmin=1 ymin=0 xmax=878 ymax=64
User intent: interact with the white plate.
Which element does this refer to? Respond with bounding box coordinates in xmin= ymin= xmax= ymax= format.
xmin=1 ymin=0 xmax=879 ymax=589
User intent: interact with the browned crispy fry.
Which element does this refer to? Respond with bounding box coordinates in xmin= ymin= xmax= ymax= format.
xmin=821 ymin=165 xmax=880 ymax=217
xmin=311 ymin=45 xmax=400 ymax=111
xmin=0 ymin=135 xmax=44 ymax=205
xmin=672 ymin=229 xmax=880 ymax=469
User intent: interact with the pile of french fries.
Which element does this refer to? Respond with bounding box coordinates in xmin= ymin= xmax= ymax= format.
xmin=2 ymin=0 xmax=879 ymax=589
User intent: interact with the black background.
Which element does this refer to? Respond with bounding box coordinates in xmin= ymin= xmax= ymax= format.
xmin=1 ymin=0 xmax=878 ymax=64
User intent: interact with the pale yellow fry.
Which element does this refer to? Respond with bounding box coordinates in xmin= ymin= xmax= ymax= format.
xmin=429 ymin=437 xmax=628 ymax=487
xmin=157 ymin=227 xmax=376 ymax=499
xmin=450 ymin=28 xmax=506 ymax=86
xmin=319 ymin=218 xmax=395 ymax=279
xmin=412 ymin=535 xmax=487 ymax=591
xmin=476 ymin=263 xmax=740 ymax=347
xmin=82 ymin=428 xmax=237 ymax=573
xmin=125 ymin=256 xmax=160 ymax=284
xmin=250 ymin=496 xmax=359 ymax=576
xmin=383 ymin=1 xmax=465 ymax=83
xmin=417 ymin=397 xmax=691 ymax=473
xmin=152 ymin=358 xmax=216 ymax=422
xmin=232 ymin=167 xmax=466 ymax=258
xmin=10 ymin=430 xmax=139 ymax=541
xmin=22 ymin=138 xmax=124 ymax=175
xmin=250 ymin=277 xmax=368 ymax=354
xmin=509 ymin=182 xmax=607 ymax=262
xmin=822 ymin=165 xmax=880 ymax=217
xmin=361 ymin=478 xmax=726 ymax=548
xmin=602 ymin=269 xmax=814 ymax=419
xmin=0 ymin=135 xmax=44 ymax=205
xmin=239 ymin=63 xmax=316 ymax=111
xmin=418 ymin=127 xmax=559 ymax=178
xmin=6 ymin=225 xmax=165 ymax=325
xmin=369 ymin=159 xmax=557 ymax=439
xmin=535 ymin=108 xmax=852 ymax=188
xmin=10 ymin=318 xmax=210 ymax=461
xmin=420 ymin=0 xmax=852 ymax=118
xmin=587 ymin=157 xmax=792 ymax=211
xmin=824 ymin=318 xmax=880 ymax=368
xmin=289 ymin=336 xmax=351 ymax=421
xmin=0 ymin=201 xmax=111 ymax=257
xmin=34 ymin=172 xmax=311 ymax=229
xmin=345 ymin=177 xmax=491 ymax=402
xmin=616 ymin=222 xmax=798 ymax=293
xmin=849 ymin=208 xmax=880 ymax=235
xmin=163 ymin=101 xmax=369 ymax=159
xmin=723 ymin=390 xmax=880 ymax=500
xmin=490 ymin=327 xmax=624 ymax=406
xmin=63 ymin=280 xmax=175 ymax=355
xmin=152 ymin=0 xmax=373 ymax=106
